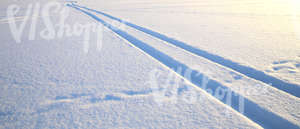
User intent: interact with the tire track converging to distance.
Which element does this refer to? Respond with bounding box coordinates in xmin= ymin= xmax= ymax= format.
xmin=72 ymin=4 xmax=300 ymax=98
xmin=68 ymin=4 xmax=300 ymax=129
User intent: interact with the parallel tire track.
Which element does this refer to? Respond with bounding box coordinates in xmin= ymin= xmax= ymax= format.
xmin=68 ymin=4 xmax=300 ymax=129
xmin=72 ymin=4 xmax=300 ymax=98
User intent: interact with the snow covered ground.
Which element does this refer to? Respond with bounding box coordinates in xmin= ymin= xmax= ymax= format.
xmin=0 ymin=0 xmax=299 ymax=128
xmin=80 ymin=0 xmax=300 ymax=85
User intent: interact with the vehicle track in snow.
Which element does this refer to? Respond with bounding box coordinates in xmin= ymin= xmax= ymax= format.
xmin=72 ymin=4 xmax=300 ymax=99
xmin=68 ymin=4 xmax=300 ymax=129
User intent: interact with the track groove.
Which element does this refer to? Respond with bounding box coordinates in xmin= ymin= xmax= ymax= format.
xmin=68 ymin=4 xmax=300 ymax=129
xmin=72 ymin=4 xmax=300 ymax=98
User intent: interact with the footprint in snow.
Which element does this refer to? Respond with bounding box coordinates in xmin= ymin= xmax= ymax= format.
xmin=89 ymin=95 xmax=122 ymax=103
xmin=268 ymin=60 xmax=300 ymax=74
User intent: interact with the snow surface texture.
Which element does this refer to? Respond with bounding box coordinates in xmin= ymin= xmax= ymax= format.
xmin=0 ymin=0 xmax=300 ymax=129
